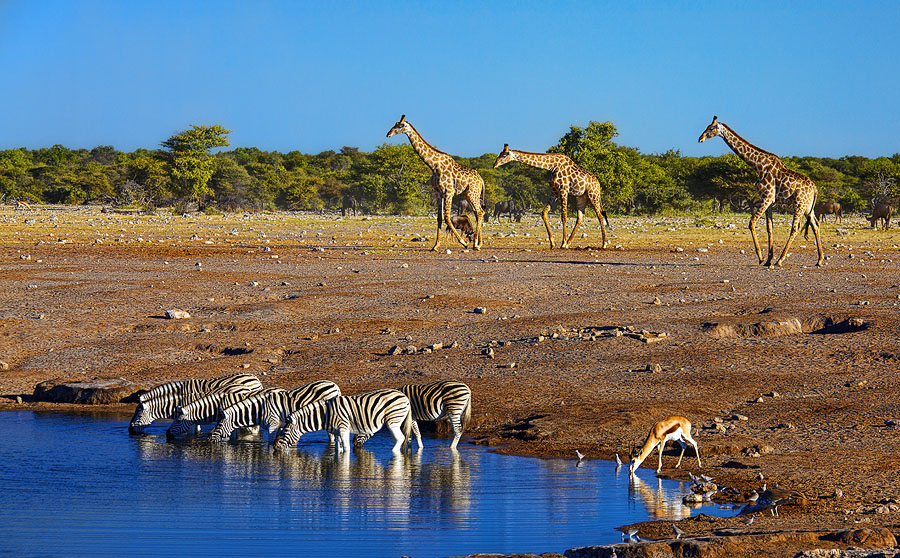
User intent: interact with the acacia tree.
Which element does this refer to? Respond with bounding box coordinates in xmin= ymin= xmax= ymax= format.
xmin=161 ymin=125 xmax=231 ymax=209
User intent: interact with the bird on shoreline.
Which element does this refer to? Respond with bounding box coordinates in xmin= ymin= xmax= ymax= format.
xmin=747 ymin=490 xmax=759 ymax=502
xmin=615 ymin=453 xmax=623 ymax=467
xmin=623 ymin=528 xmax=639 ymax=541
xmin=741 ymin=514 xmax=755 ymax=526
xmin=575 ymin=450 xmax=585 ymax=467
xmin=672 ymin=524 xmax=685 ymax=539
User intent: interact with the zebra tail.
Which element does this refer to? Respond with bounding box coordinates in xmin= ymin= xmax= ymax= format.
xmin=401 ymin=408 xmax=413 ymax=452
xmin=460 ymin=394 xmax=472 ymax=433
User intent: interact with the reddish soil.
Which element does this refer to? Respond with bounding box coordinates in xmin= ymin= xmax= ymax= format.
xmin=1 ymin=208 xmax=899 ymax=556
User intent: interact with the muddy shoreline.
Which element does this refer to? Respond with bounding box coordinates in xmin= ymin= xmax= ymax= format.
xmin=1 ymin=207 xmax=899 ymax=556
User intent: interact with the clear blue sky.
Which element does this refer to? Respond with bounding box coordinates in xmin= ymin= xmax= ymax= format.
xmin=1 ymin=1 xmax=898 ymax=158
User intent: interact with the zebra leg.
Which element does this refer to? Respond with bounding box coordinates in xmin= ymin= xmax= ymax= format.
xmin=338 ymin=430 xmax=351 ymax=453
xmin=387 ymin=424 xmax=406 ymax=453
xmin=411 ymin=420 xmax=423 ymax=450
xmin=354 ymin=433 xmax=370 ymax=447
xmin=449 ymin=415 xmax=463 ymax=450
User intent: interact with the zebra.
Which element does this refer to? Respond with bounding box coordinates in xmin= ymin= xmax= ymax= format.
xmin=273 ymin=389 xmax=412 ymax=454
xmin=166 ymin=389 xmax=263 ymax=440
xmin=258 ymin=380 xmax=342 ymax=440
xmin=208 ymin=388 xmax=286 ymax=443
xmin=128 ymin=373 xmax=262 ymax=434
xmin=355 ymin=381 xmax=472 ymax=450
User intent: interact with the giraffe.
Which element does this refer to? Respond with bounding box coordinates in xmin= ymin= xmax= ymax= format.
xmin=386 ymin=115 xmax=485 ymax=250
xmin=698 ymin=116 xmax=824 ymax=267
xmin=493 ymin=144 xmax=609 ymax=249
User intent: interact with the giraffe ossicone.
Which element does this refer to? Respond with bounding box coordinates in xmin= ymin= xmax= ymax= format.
xmin=698 ymin=115 xmax=824 ymax=268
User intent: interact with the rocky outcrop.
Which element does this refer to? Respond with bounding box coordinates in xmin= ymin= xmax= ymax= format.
xmin=563 ymin=528 xmax=897 ymax=558
xmin=33 ymin=378 xmax=140 ymax=404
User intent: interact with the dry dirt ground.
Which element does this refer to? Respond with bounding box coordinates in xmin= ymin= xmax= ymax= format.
xmin=1 ymin=206 xmax=899 ymax=556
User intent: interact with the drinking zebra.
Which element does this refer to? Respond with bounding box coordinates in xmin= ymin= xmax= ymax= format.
xmin=355 ymin=381 xmax=472 ymax=450
xmin=258 ymin=380 xmax=342 ymax=440
xmin=129 ymin=373 xmax=262 ymax=434
xmin=166 ymin=389 xmax=263 ymax=440
xmin=208 ymin=388 xmax=287 ymax=443
xmin=273 ymin=389 xmax=412 ymax=454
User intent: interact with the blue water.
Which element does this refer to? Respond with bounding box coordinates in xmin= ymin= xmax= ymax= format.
xmin=0 ymin=412 xmax=727 ymax=557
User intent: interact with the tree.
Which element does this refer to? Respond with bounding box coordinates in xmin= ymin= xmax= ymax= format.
xmin=161 ymin=125 xmax=231 ymax=209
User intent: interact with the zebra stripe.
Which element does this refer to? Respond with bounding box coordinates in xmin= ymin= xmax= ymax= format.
xmin=398 ymin=380 xmax=472 ymax=450
xmin=166 ymin=389 xmax=262 ymax=440
xmin=208 ymin=388 xmax=285 ymax=443
xmin=129 ymin=373 xmax=262 ymax=434
xmin=259 ymin=380 xmax=342 ymax=439
xmin=273 ymin=389 xmax=412 ymax=454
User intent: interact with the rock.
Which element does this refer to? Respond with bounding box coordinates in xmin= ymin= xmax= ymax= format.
xmin=388 ymin=345 xmax=402 ymax=355
xmin=404 ymin=345 xmax=417 ymax=355
xmin=483 ymin=347 xmax=495 ymax=359
xmin=15 ymin=396 xmax=23 ymax=404
xmin=755 ymin=397 xmax=765 ymax=403
xmin=833 ymin=489 xmax=843 ymax=499
xmin=474 ymin=307 xmax=487 ymax=314
xmin=647 ymin=363 xmax=662 ymax=373
xmin=33 ymin=378 xmax=139 ymax=404
xmin=732 ymin=413 xmax=749 ymax=421
xmin=0 ymin=360 xmax=9 ymax=371
xmin=428 ymin=343 xmax=443 ymax=351
xmin=165 ymin=309 xmax=191 ymax=319
xmin=652 ymin=296 xmax=662 ymax=305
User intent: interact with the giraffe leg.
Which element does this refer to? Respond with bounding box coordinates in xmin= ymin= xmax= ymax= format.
xmin=764 ymin=205 xmax=775 ymax=267
xmin=587 ymin=191 xmax=608 ymax=248
xmin=442 ymin=187 xmax=468 ymax=248
xmin=541 ymin=203 xmax=554 ymax=249
xmin=749 ymin=183 xmax=774 ymax=264
xmin=565 ymin=195 xmax=587 ymax=247
xmin=774 ymin=208 xmax=805 ymax=267
xmin=464 ymin=190 xmax=484 ymax=250
xmin=805 ymin=206 xmax=825 ymax=266
xmin=560 ymin=195 xmax=570 ymax=249
xmin=432 ymin=192 xmax=443 ymax=251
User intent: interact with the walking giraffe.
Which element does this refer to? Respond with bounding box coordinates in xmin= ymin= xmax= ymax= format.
xmin=386 ymin=115 xmax=485 ymax=250
xmin=699 ymin=116 xmax=824 ymax=267
xmin=493 ymin=144 xmax=609 ymax=249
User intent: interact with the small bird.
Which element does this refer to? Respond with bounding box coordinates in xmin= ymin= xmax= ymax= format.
xmin=575 ymin=449 xmax=585 ymax=461
xmin=702 ymin=489 xmax=716 ymax=501
xmin=741 ymin=514 xmax=755 ymax=526
xmin=623 ymin=528 xmax=639 ymax=541
xmin=615 ymin=453 xmax=623 ymax=467
xmin=756 ymin=472 xmax=765 ymax=481
xmin=700 ymin=474 xmax=714 ymax=483
xmin=672 ymin=524 xmax=685 ymax=540
xmin=747 ymin=490 xmax=759 ymax=502
xmin=760 ymin=483 xmax=767 ymax=493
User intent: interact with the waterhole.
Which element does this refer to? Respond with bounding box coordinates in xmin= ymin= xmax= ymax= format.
xmin=0 ymin=412 xmax=728 ymax=557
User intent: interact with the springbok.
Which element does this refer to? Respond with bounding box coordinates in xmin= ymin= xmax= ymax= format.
xmin=629 ymin=416 xmax=701 ymax=476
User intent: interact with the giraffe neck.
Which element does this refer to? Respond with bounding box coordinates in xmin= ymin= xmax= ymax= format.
xmin=511 ymin=150 xmax=568 ymax=171
xmin=718 ymin=124 xmax=781 ymax=173
xmin=402 ymin=123 xmax=444 ymax=170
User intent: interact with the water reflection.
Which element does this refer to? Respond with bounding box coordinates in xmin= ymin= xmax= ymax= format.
xmin=1 ymin=412 xmax=729 ymax=558
xmin=629 ymin=473 xmax=696 ymax=519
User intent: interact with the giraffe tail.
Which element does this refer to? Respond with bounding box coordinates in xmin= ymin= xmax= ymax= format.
xmin=601 ymin=209 xmax=612 ymax=230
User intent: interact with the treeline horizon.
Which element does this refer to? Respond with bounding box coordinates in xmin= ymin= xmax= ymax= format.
xmin=1 ymin=121 xmax=898 ymax=216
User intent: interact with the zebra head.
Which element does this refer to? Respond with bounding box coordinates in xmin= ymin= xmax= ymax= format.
xmin=129 ymin=402 xmax=154 ymax=434
xmin=273 ymin=414 xmax=302 ymax=452
xmin=208 ymin=409 xmax=231 ymax=443
xmin=165 ymin=406 xmax=194 ymax=441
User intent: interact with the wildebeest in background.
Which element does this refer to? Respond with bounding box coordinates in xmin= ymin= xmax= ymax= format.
xmin=341 ymin=195 xmax=358 ymax=217
xmin=447 ymin=214 xmax=475 ymax=242
xmin=871 ymin=202 xmax=893 ymax=230
xmin=493 ymin=200 xmax=519 ymax=222
xmin=814 ymin=201 xmax=842 ymax=223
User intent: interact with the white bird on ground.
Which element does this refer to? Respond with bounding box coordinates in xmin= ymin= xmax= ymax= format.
xmin=624 ymin=528 xmax=639 ymax=541
xmin=747 ymin=490 xmax=759 ymax=502
xmin=672 ymin=524 xmax=685 ymax=539
xmin=700 ymin=474 xmax=714 ymax=483
xmin=741 ymin=514 xmax=755 ymax=526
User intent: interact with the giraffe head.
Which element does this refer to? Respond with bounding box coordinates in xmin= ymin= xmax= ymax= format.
xmin=493 ymin=144 xmax=516 ymax=168
xmin=386 ymin=114 xmax=411 ymax=138
xmin=698 ymin=116 xmax=721 ymax=143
